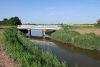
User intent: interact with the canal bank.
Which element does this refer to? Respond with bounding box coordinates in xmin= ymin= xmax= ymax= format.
xmin=31 ymin=30 xmax=100 ymax=67
xmin=3 ymin=28 xmax=67 ymax=67
xmin=0 ymin=29 xmax=18 ymax=67
xmin=50 ymin=29 xmax=100 ymax=51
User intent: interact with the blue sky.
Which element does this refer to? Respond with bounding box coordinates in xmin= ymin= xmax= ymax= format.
xmin=0 ymin=0 xmax=100 ymax=24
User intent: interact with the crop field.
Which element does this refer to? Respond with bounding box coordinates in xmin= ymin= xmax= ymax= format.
xmin=73 ymin=28 xmax=100 ymax=35
xmin=3 ymin=28 xmax=67 ymax=67
xmin=69 ymin=24 xmax=95 ymax=28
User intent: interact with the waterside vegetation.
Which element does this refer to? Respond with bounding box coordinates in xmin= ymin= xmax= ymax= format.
xmin=51 ymin=28 xmax=100 ymax=51
xmin=3 ymin=28 xmax=67 ymax=67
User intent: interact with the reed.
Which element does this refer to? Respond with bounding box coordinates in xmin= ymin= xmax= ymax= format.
xmin=74 ymin=33 xmax=100 ymax=50
xmin=51 ymin=29 xmax=80 ymax=43
xmin=51 ymin=29 xmax=100 ymax=51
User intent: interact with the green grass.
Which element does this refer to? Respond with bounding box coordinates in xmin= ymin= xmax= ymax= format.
xmin=51 ymin=29 xmax=80 ymax=43
xmin=3 ymin=28 xmax=67 ymax=67
xmin=74 ymin=33 xmax=100 ymax=50
xmin=51 ymin=29 xmax=100 ymax=51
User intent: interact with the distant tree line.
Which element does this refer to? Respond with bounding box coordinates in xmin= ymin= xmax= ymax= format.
xmin=0 ymin=16 xmax=22 ymax=25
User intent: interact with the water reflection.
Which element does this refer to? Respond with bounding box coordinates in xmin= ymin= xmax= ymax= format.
xmin=31 ymin=30 xmax=100 ymax=67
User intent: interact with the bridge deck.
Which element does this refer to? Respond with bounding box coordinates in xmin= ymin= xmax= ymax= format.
xmin=17 ymin=25 xmax=61 ymax=30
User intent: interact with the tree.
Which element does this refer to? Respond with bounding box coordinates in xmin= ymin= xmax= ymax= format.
xmin=9 ymin=16 xmax=22 ymax=25
xmin=3 ymin=18 xmax=8 ymax=25
xmin=96 ymin=19 xmax=100 ymax=27
xmin=0 ymin=16 xmax=22 ymax=25
xmin=3 ymin=18 xmax=8 ymax=21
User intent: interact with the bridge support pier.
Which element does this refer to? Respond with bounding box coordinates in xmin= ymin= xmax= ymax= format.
xmin=28 ymin=29 xmax=31 ymax=38
xmin=42 ymin=30 xmax=45 ymax=39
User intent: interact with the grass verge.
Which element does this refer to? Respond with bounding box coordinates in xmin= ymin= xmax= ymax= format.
xmin=3 ymin=28 xmax=67 ymax=67
xmin=51 ymin=29 xmax=100 ymax=51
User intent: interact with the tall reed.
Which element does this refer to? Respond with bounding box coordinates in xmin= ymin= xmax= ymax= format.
xmin=51 ymin=29 xmax=100 ymax=51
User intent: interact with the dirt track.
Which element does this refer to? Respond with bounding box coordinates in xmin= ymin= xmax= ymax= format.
xmin=73 ymin=28 xmax=100 ymax=35
xmin=0 ymin=30 xmax=17 ymax=67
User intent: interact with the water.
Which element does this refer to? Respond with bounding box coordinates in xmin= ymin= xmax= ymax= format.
xmin=31 ymin=30 xmax=100 ymax=67
xmin=31 ymin=30 xmax=48 ymax=37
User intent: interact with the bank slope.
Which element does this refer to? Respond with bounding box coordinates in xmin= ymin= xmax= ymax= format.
xmin=3 ymin=28 xmax=67 ymax=67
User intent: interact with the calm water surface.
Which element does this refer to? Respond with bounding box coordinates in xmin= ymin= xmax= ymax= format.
xmin=31 ymin=30 xmax=100 ymax=67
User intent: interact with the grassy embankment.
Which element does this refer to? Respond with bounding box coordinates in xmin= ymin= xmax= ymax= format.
xmin=51 ymin=26 xmax=100 ymax=51
xmin=3 ymin=28 xmax=67 ymax=67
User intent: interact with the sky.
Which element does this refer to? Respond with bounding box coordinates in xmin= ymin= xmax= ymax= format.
xmin=0 ymin=0 xmax=100 ymax=24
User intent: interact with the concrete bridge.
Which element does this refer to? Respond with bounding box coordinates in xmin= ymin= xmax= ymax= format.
xmin=17 ymin=25 xmax=61 ymax=38
xmin=17 ymin=25 xmax=61 ymax=30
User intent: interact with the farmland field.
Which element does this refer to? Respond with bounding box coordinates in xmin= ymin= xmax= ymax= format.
xmin=73 ymin=28 xmax=100 ymax=35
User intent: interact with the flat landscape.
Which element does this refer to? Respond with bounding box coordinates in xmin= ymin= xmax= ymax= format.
xmin=0 ymin=0 xmax=100 ymax=67
xmin=73 ymin=28 xmax=100 ymax=35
